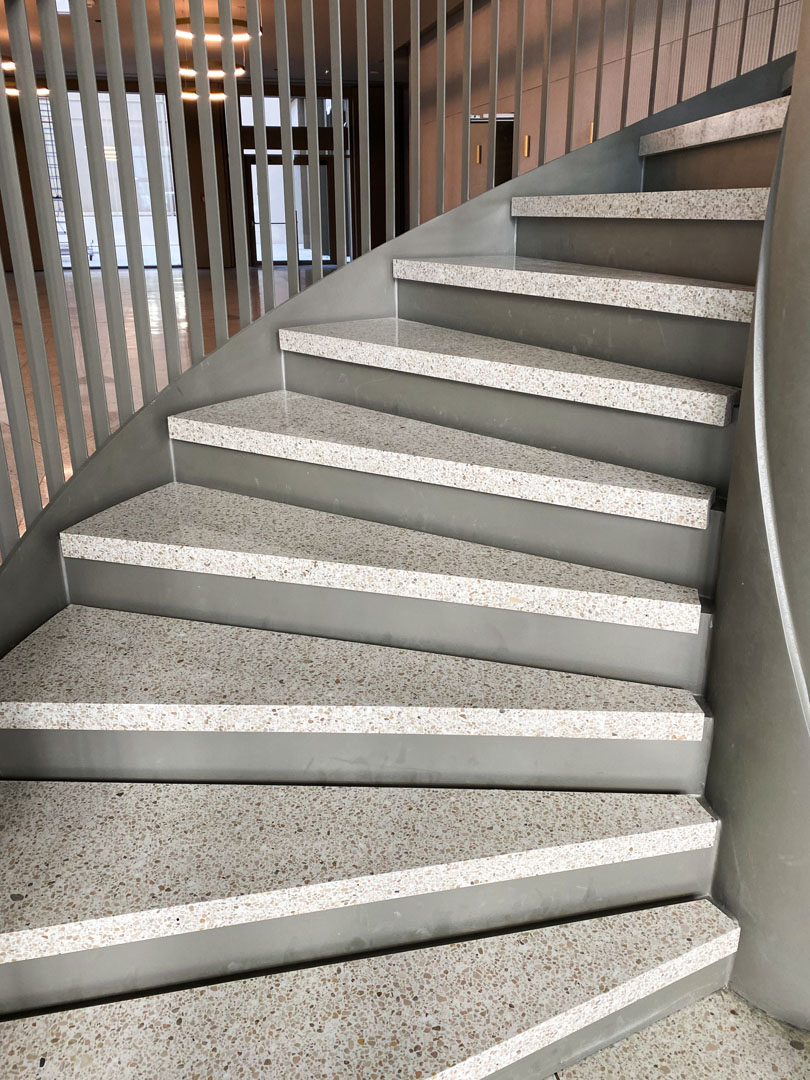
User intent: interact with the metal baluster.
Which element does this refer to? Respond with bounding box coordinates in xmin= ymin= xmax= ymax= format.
xmin=565 ymin=0 xmax=580 ymax=154
xmin=676 ymin=0 xmax=693 ymax=102
xmin=247 ymin=0 xmax=276 ymax=307
xmin=0 ymin=426 xmax=18 ymax=558
xmin=159 ymin=0 xmax=205 ymax=364
xmin=460 ymin=0 xmax=473 ymax=201
xmin=436 ymin=0 xmax=447 ymax=213
xmin=409 ymin=0 xmax=421 ymax=227
xmin=512 ymin=0 xmax=526 ymax=176
xmin=620 ymin=0 xmax=637 ymax=129
xmin=383 ymin=0 xmax=395 ymax=241
xmin=767 ymin=0 xmax=783 ymax=62
xmin=329 ymin=0 xmax=347 ymax=266
xmin=706 ymin=0 xmax=722 ymax=91
xmin=736 ymin=0 xmax=752 ymax=77
xmin=648 ymin=0 xmax=665 ymax=115
xmin=301 ymin=0 xmax=323 ymax=280
xmin=275 ymin=0 xmax=300 ymax=297
xmin=592 ymin=0 xmax=607 ymax=140
xmin=539 ymin=0 xmax=553 ymax=165
xmin=356 ymin=0 xmax=371 ymax=252
xmin=486 ymin=0 xmax=500 ymax=189
xmin=131 ymin=0 xmax=182 ymax=384
xmin=6 ymin=0 xmax=88 ymax=467
xmin=100 ymin=0 xmax=158 ymax=405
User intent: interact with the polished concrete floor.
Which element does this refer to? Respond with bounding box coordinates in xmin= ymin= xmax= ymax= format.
xmin=0 ymin=265 xmax=320 ymax=537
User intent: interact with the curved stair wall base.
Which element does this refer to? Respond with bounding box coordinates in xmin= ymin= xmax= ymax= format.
xmin=0 ymin=54 xmax=794 ymax=663
xmin=706 ymin=8 xmax=810 ymax=1029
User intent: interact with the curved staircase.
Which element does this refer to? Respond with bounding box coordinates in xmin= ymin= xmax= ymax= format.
xmin=0 ymin=94 xmax=789 ymax=1075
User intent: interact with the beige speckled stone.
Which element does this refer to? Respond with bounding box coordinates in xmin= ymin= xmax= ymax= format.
xmin=0 ymin=606 xmax=706 ymax=740
xmin=561 ymin=987 xmax=810 ymax=1078
xmin=393 ymin=256 xmax=755 ymax=322
xmin=0 ymin=900 xmax=738 ymax=1079
xmin=0 ymin=783 xmax=715 ymax=963
xmin=639 ymin=96 xmax=790 ymax=156
xmin=169 ymin=391 xmax=714 ymax=528
xmin=279 ymin=318 xmax=740 ymax=426
xmin=511 ymin=188 xmax=769 ymax=220
xmin=61 ymin=484 xmax=703 ymax=633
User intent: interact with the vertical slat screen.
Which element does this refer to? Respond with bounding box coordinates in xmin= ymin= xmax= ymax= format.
xmin=0 ymin=431 xmax=18 ymax=557
xmin=247 ymin=0 xmax=276 ymax=307
xmin=409 ymin=0 xmax=421 ymax=227
xmin=512 ymin=0 xmax=526 ymax=176
xmin=767 ymin=0 xmax=783 ymax=61
xmin=99 ymin=0 xmax=158 ymax=405
xmin=436 ymin=0 xmax=446 ymax=214
xmin=592 ymin=0 xmax=608 ymax=139
xmin=329 ymin=0 xmax=348 ymax=267
xmin=189 ymin=0 xmax=229 ymax=348
xmin=539 ymin=0 xmax=554 ymax=165
xmin=301 ymin=0 xmax=324 ymax=281
xmin=0 ymin=245 xmax=41 ymax=526
xmin=0 ymin=66 xmax=65 ymax=495
xmin=648 ymin=0 xmax=665 ymax=114
xmin=706 ymin=0 xmax=722 ymax=89
xmin=677 ymin=0 xmax=693 ymax=102
xmin=383 ymin=0 xmax=396 ymax=241
xmin=737 ymin=0 xmax=752 ymax=77
xmin=460 ymin=0 xmax=473 ymax=202
xmin=70 ymin=0 xmax=134 ymax=423
xmin=486 ymin=0 xmax=500 ymax=190
xmin=356 ymin=0 xmax=371 ymax=253
xmin=219 ymin=0 xmax=253 ymax=326
xmin=36 ymin=0 xmax=109 ymax=447
xmin=274 ymin=0 xmax=300 ymax=297
xmin=6 ymin=0 xmax=88 ymax=469
xmin=564 ymin=0 xmax=580 ymax=154
xmin=131 ymin=0 xmax=182 ymax=385
xmin=158 ymin=0 xmax=205 ymax=364
xmin=620 ymin=0 xmax=637 ymax=128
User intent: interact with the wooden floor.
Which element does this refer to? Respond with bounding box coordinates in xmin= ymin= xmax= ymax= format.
xmin=0 ymin=265 xmax=319 ymax=535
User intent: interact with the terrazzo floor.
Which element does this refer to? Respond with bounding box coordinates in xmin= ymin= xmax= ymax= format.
xmin=511 ymin=187 xmax=769 ymax=220
xmin=61 ymin=483 xmax=702 ymax=633
xmin=279 ymin=317 xmax=740 ymax=426
xmin=638 ymin=95 xmax=790 ymax=156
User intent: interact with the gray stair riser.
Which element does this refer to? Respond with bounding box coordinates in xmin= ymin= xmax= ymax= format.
xmin=0 ymin=728 xmax=712 ymax=793
xmin=642 ymin=131 xmax=781 ymax=192
xmin=492 ymin=955 xmax=734 ymax=1079
xmin=515 ymin=219 xmax=763 ymax=287
xmin=63 ymin=562 xmax=713 ymax=691
xmin=284 ymin=352 xmax=737 ymax=493
xmin=0 ymin=848 xmax=715 ymax=1015
xmin=172 ymin=443 xmax=723 ymax=594
xmin=397 ymin=281 xmax=750 ymax=386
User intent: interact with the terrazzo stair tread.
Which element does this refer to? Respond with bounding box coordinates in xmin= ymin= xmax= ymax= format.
xmin=0 ymin=899 xmax=739 ymax=1079
xmin=0 ymin=606 xmax=707 ymax=740
xmin=168 ymin=390 xmax=715 ymax=529
xmin=60 ymin=483 xmax=703 ymax=634
xmin=511 ymin=188 xmax=769 ymax=221
xmin=392 ymin=256 xmax=755 ymax=323
xmin=0 ymin=782 xmax=717 ymax=964
xmin=279 ymin=317 xmax=740 ymax=426
xmin=639 ymin=96 xmax=790 ymax=157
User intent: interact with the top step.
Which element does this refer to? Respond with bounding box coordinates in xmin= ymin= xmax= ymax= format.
xmin=511 ymin=189 xmax=769 ymax=220
xmin=639 ymin=96 xmax=789 ymax=157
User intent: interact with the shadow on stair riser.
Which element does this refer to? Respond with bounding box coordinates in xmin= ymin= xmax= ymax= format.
xmin=63 ymin=561 xmax=713 ymax=692
xmin=0 ymin=849 xmax=715 ymax=1015
xmin=172 ymin=443 xmax=724 ymax=595
xmin=0 ymin=725 xmax=712 ymax=792
xmin=284 ymin=353 xmax=736 ymax=495
xmin=643 ymin=130 xmax=782 ymax=192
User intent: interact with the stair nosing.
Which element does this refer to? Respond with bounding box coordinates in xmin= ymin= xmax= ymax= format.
xmin=511 ymin=188 xmax=769 ymax=221
xmin=638 ymin=96 xmax=790 ymax=157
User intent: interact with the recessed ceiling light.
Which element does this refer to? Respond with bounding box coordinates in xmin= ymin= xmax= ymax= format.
xmin=1 ymin=60 xmax=15 ymax=72
xmin=209 ymin=91 xmax=227 ymax=101
xmin=179 ymin=66 xmax=196 ymax=77
xmin=5 ymin=87 xmax=20 ymax=97
xmin=181 ymin=90 xmax=199 ymax=101
xmin=36 ymin=87 xmax=50 ymax=96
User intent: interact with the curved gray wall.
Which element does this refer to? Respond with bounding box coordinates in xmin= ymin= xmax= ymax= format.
xmin=707 ymin=6 xmax=810 ymax=1029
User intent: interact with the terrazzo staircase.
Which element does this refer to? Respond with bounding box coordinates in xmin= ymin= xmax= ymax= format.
xmin=0 ymin=92 xmax=788 ymax=1076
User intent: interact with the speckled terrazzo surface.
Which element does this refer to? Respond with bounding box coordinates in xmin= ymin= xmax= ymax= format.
xmin=392 ymin=255 xmax=755 ymax=322
xmin=0 ymin=783 xmax=715 ymax=960
xmin=169 ymin=390 xmax=714 ymax=528
xmin=561 ymin=988 xmax=810 ymax=1078
xmin=0 ymin=900 xmax=738 ymax=1079
xmin=279 ymin=318 xmax=739 ymax=425
xmin=639 ymin=96 xmax=790 ymax=156
xmin=0 ymin=606 xmax=705 ymax=739
xmin=61 ymin=484 xmax=703 ymax=633
xmin=511 ymin=188 xmax=769 ymax=220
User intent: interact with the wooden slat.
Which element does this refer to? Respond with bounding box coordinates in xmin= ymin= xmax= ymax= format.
xmin=0 ymin=67 xmax=65 ymax=495
xmin=460 ymin=0 xmax=473 ymax=201
xmin=70 ymin=0 xmax=134 ymax=423
xmin=99 ymin=0 xmax=158 ymax=405
xmin=158 ymin=0 xmax=205 ymax=363
xmin=436 ymin=0 xmax=447 ymax=213
xmin=6 ymin=0 xmax=88 ymax=468
xmin=512 ymin=0 xmax=526 ymax=176
xmin=329 ymin=0 xmax=348 ymax=266
xmin=486 ymin=0 xmax=500 ymax=189
xmin=301 ymin=0 xmax=324 ymax=280
xmin=383 ymin=0 xmax=396 ymax=241
xmin=189 ymin=0 xmax=228 ymax=347
xmin=246 ymin=0 xmax=276 ymax=306
xmin=356 ymin=0 xmax=371 ymax=252
xmin=274 ymin=0 xmax=300 ymax=296
xmin=409 ymin=0 xmax=421 ymax=227
xmin=564 ymin=0 xmax=580 ymax=154
xmin=131 ymin=0 xmax=183 ymax=383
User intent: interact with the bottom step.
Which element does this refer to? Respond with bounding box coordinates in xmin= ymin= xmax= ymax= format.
xmin=0 ymin=900 xmax=738 ymax=1078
